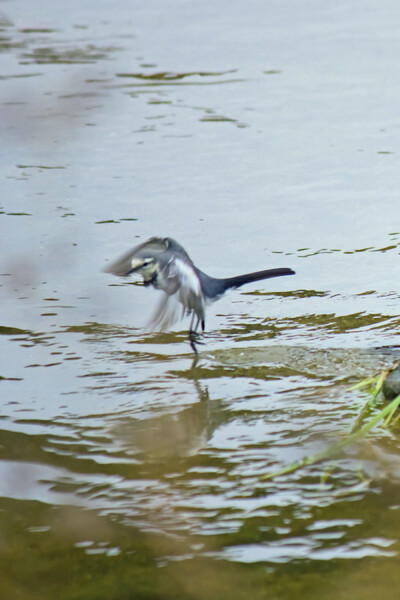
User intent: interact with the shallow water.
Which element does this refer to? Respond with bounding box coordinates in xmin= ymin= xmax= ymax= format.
xmin=1 ymin=0 xmax=400 ymax=598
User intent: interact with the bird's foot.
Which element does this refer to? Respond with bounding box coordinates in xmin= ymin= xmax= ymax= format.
xmin=189 ymin=330 xmax=205 ymax=354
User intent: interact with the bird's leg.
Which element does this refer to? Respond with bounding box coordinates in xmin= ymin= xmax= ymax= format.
xmin=188 ymin=314 xmax=205 ymax=353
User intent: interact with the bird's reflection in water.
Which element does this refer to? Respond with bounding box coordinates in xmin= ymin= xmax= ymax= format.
xmin=111 ymin=377 xmax=219 ymax=461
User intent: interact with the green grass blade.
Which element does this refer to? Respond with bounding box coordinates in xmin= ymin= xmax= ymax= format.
xmin=262 ymin=393 xmax=400 ymax=481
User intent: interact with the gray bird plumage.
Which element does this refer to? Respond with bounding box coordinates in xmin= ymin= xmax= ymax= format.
xmin=104 ymin=236 xmax=295 ymax=352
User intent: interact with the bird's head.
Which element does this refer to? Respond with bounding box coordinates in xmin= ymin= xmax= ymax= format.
xmin=104 ymin=237 xmax=171 ymax=283
xmin=128 ymin=256 xmax=159 ymax=283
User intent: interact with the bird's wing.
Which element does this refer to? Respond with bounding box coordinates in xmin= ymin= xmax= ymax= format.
xmin=103 ymin=237 xmax=168 ymax=276
xmin=148 ymin=257 xmax=204 ymax=331
xmin=148 ymin=293 xmax=186 ymax=331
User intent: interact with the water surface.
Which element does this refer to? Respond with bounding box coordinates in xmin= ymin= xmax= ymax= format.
xmin=1 ymin=0 xmax=400 ymax=598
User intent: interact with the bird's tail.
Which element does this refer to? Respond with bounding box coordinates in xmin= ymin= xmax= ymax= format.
xmin=221 ymin=268 xmax=295 ymax=291
xmin=196 ymin=267 xmax=295 ymax=300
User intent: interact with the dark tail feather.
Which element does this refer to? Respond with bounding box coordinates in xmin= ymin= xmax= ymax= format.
xmin=196 ymin=267 xmax=295 ymax=299
xmin=221 ymin=268 xmax=295 ymax=292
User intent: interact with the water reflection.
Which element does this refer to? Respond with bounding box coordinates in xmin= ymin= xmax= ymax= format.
xmin=112 ymin=382 xmax=213 ymax=459
xmin=1 ymin=324 xmax=399 ymax=558
xmin=21 ymin=44 xmax=120 ymax=65
xmin=116 ymin=69 xmax=238 ymax=82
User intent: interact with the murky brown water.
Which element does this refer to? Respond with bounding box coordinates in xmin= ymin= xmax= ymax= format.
xmin=1 ymin=0 xmax=400 ymax=598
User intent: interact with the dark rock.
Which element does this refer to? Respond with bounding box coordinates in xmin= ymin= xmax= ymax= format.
xmin=383 ymin=364 xmax=400 ymax=400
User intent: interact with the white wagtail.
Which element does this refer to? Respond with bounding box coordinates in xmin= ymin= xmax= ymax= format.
xmin=104 ymin=236 xmax=295 ymax=352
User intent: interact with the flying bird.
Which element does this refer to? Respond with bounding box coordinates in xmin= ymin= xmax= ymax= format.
xmin=104 ymin=236 xmax=295 ymax=352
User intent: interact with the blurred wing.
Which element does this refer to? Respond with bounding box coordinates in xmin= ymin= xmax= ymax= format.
xmin=148 ymin=293 xmax=186 ymax=331
xmin=103 ymin=237 xmax=168 ymax=276
xmin=148 ymin=258 xmax=204 ymax=331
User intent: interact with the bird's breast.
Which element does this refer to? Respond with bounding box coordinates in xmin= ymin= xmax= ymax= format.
xmin=140 ymin=263 xmax=160 ymax=285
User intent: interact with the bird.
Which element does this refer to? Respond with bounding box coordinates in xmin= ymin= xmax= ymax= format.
xmin=104 ymin=236 xmax=295 ymax=353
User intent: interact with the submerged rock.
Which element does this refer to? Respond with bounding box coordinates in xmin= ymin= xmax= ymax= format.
xmin=383 ymin=364 xmax=400 ymax=400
